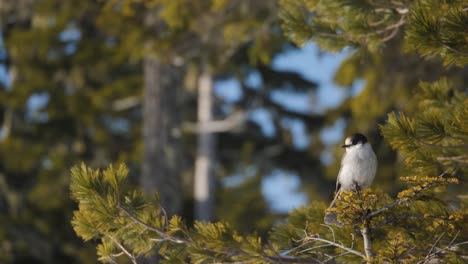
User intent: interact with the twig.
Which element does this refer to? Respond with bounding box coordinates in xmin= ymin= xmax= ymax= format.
xmin=443 ymin=44 xmax=468 ymax=56
xmin=371 ymin=213 xmax=453 ymax=229
xmin=303 ymin=236 xmax=366 ymax=259
xmin=366 ymin=197 xmax=407 ymax=219
xmin=106 ymin=234 xmax=138 ymax=264
xmin=418 ymin=237 xmax=468 ymax=263
xmin=374 ymin=15 xmax=406 ymax=35
xmin=264 ymin=255 xmax=325 ymax=264
xmin=324 ymin=252 xmax=349 ymax=263
xmin=367 ymin=171 xmax=448 ymax=220
xmin=437 ymin=156 xmax=468 ymax=164
xmin=117 ymin=205 xmax=188 ymax=244
xmin=320 ymin=224 xmax=336 ymax=242
xmin=298 ymin=243 xmax=334 ymax=254
xmin=381 ymin=26 xmax=401 ymax=42
xmin=425 ymin=232 xmax=445 ymax=261
xmin=418 ymin=140 xmax=468 ymax=149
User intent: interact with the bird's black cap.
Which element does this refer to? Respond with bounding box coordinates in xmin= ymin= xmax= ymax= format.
xmin=342 ymin=133 xmax=368 ymax=148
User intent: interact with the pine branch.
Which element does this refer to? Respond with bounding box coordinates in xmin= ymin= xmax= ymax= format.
xmin=418 ymin=231 xmax=468 ymax=264
xmin=443 ymin=44 xmax=468 ymax=56
xmin=117 ymin=204 xmax=188 ymax=244
xmin=264 ymin=255 xmax=325 ymax=264
xmin=437 ymin=155 xmax=468 ymax=164
xmin=361 ymin=223 xmax=373 ymax=263
xmin=424 ymin=232 xmax=446 ymax=262
xmin=371 ymin=214 xmax=454 ymax=229
xmin=301 ymin=236 xmax=366 ymax=259
xmin=105 ymin=234 xmax=138 ymax=264
xmin=366 ymin=171 xmax=449 ymax=220
xmin=417 ymin=140 xmax=468 ymax=149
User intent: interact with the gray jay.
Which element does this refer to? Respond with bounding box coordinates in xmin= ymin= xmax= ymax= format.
xmin=324 ymin=133 xmax=377 ymax=224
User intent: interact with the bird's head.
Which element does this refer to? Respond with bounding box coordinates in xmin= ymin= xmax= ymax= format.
xmin=342 ymin=133 xmax=368 ymax=151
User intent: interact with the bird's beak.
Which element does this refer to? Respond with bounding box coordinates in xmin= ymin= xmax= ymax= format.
xmin=341 ymin=144 xmax=350 ymax=148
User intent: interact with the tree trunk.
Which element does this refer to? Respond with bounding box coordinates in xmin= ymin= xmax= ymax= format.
xmin=142 ymin=55 xmax=182 ymax=216
xmin=194 ymin=65 xmax=216 ymax=221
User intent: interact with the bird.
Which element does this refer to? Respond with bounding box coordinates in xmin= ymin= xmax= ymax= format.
xmin=324 ymin=133 xmax=377 ymax=225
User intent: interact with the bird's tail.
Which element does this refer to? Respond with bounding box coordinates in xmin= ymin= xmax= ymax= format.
xmin=328 ymin=189 xmax=341 ymax=209
xmin=324 ymin=189 xmax=344 ymax=226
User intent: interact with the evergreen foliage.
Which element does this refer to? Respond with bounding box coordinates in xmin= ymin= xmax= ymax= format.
xmin=1 ymin=0 xmax=467 ymax=262
xmin=70 ymin=0 xmax=468 ymax=262
xmin=1 ymin=0 xmax=321 ymax=262
xmin=279 ymin=0 xmax=468 ymax=66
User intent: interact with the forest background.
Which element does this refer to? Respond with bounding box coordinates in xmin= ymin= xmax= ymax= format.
xmin=0 ymin=0 xmax=467 ymax=263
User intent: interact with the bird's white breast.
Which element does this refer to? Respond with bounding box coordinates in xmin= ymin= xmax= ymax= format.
xmin=338 ymin=143 xmax=377 ymax=191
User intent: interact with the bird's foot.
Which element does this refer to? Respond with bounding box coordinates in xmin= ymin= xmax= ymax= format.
xmin=353 ymin=182 xmax=362 ymax=198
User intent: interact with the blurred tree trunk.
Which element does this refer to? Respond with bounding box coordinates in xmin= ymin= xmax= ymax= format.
xmin=194 ymin=65 xmax=216 ymax=221
xmin=142 ymin=55 xmax=182 ymax=216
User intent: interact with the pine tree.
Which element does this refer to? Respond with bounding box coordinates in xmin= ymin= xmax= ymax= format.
xmin=1 ymin=0 xmax=322 ymax=262
xmin=71 ymin=0 xmax=468 ymax=262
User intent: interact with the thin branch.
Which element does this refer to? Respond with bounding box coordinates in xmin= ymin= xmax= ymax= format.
xmin=324 ymin=252 xmax=349 ymax=263
xmin=425 ymin=232 xmax=445 ymax=261
xmin=437 ymin=155 xmax=468 ymax=164
xmin=117 ymin=205 xmax=188 ymax=244
xmin=418 ymin=140 xmax=468 ymax=149
xmin=106 ymin=234 xmax=138 ymax=264
xmin=111 ymin=252 xmax=125 ymax=257
xmin=264 ymin=255 xmax=325 ymax=264
xmin=381 ymin=26 xmax=401 ymax=42
xmin=367 ymin=171 xmax=448 ymax=220
xmin=298 ymin=243 xmax=334 ymax=254
xmin=320 ymin=224 xmax=336 ymax=242
xmin=366 ymin=197 xmax=408 ymax=219
xmin=371 ymin=213 xmax=453 ymax=229
xmin=418 ymin=235 xmax=468 ymax=264
xmin=445 ymin=135 xmax=468 ymax=142
xmin=443 ymin=44 xmax=468 ymax=56
xmin=368 ymin=16 xmax=388 ymax=27
xmin=374 ymin=15 xmax=406 ymax=35
xmin=432 ymin=241 xmax=468 ymax=256
xmin=303 ymin=236 xmax=366 ymax=259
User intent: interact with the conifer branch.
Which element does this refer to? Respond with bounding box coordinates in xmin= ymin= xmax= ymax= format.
xmin=106 ymin=234 xmax=138 ymax=264
xmin=370 ymin=214 xmax=454 ymax=229
xmin=425 ymin=232 xmax=445 ymax=261
xmin=374 ymin=16 xmax=407 ymax=35
xmin=365 ymin=198 xmax=408 ymax=220
xmin=418 ymin=231 xmax=468 ymax=264
xmin=442 ymin=44 xmax=468 ymax=56
xmin=437 ymin=155 xmax=468 ymax=164
xmin=117 ymin=204 xmax=188 ymax=244
xmin=264 ymin=255 xmax=325 ymax=264
xmin=301 ymin=236 xmax=366 ymax=259
xmin=361 ymin=224 xmax=373 ymax=263
xmin=417 ymin=140 xmax=468 ymax=149
xmin=366 ymin=171 xmax=449 ymax=220
xmin=374 ymin=15 xmax=406 ymax=42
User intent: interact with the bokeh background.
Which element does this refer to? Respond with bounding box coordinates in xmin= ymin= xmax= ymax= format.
xmin=1 ymin=1 xmax=466 ymax=263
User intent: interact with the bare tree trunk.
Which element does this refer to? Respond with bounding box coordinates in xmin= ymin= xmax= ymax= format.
xmin=194 ymin=65 xmax=216 ymax=221
xmin=142 ymin=55 xmax=182 ymax=216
